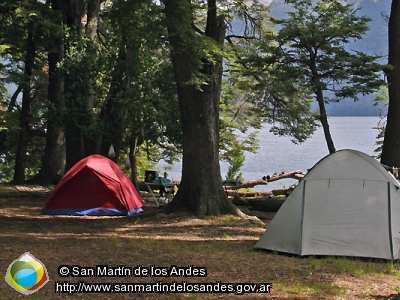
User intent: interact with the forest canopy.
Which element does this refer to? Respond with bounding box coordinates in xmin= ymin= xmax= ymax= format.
xmin=0 ymin=0 xmax=386 ymax=194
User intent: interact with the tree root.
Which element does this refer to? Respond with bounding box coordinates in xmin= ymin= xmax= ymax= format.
xmin=234 ymin=207 xmax=265 ymax=226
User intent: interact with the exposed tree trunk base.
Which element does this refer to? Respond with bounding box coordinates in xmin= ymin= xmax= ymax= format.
xmin=163 ymin=170 xmax=302 ymax=221
xmin=26 ymin=172 xmax=63 ymax=185
xmin=163 ymin=191 xmax=263 ymax=225
xmin=163 ymin=190 xmax=237 ymax=217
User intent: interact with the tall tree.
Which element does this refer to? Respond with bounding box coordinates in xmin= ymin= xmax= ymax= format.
xmin=13 ymin=20 xmax=36 ymax=183
xmin=36 ymin=0 xmax=66 ymax=184
xmin=162 ymin=0 xmax=237 ymax=216
xmin=1 ymin=1 xmax=49 ymax=183
xmin=62 ymin=0 xmax=104 ymax=171
xmin=265 ymin=0 xmax=385 ymax=154
xmin=1 ymin=0 xmax=184 ymax=184
xmin=381 ymin=1 xmax=400 ymax=167
xmin=97 ymin=0 xmax=180 ymax=189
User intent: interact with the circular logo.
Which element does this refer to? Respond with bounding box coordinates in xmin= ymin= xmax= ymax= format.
xmin=5 ymin=252 xmax=49 ymax=295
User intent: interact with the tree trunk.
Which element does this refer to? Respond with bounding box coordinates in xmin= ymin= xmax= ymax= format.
xmin=63 ymin=0 xmax=85 ymax=171
xmin=37 ymin=0 xmax=66 ymax=184
xmin=163 ymin=0 xmax=236 ymax=217
xmin=13 ymin=22 xmax=35 ymax=184
xmin=85 ymin=0 xmax=101 ymax=41
xmin=310 ymin=55 xmax=336 ymax=154
xmin=63 ymin=0 xmax=86 ymax=34
xmin=129 ymin=137 xmax=139 ymax=191
xmin=381 ymin=1 xmax=400 ymax=167
xmin=316 ymin=87 xmax=336 ymax=154
xmin=98 ymin=43 xmax=130 ymax=162
xmin=82 ymin=0 xmax=102 ymax=156
xmin=63 ymin=0 xmax=100 ymax=171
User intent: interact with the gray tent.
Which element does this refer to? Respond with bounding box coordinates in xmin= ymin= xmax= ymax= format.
xmin=255 ymin=149 xmax=400 ymax=260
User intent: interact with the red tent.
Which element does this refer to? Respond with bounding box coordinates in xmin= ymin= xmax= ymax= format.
xmin=42 ymin=154 xmax=144 ymax=216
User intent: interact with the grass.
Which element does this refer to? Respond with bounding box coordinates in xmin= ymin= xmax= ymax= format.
xmin=286 ymin=283 xmax=343 ymax=298
xmin=206 ymin=214 xmax=244 ymax=225
xmin=307 ymin=256 xmax=400 ymax=276
xmin=1 ymin=186 xmax=400 ymax=299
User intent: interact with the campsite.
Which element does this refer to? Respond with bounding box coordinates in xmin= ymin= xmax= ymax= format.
xmin=1 ymin=167 xmax=400 ymax=299
xmin=2 ymin=0 xmax=400 ymax=298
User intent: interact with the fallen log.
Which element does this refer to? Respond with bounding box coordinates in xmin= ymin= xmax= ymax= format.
xmin=232 ymin=195 xmax=253 ymax=206
xmin=228 ymin=191 xmax=272 ymax=197
xmin=224 ymin=170 xmax=304 ymax=190
xmin=224 ymin=178 xmax=268 ymax=190
xmin=227 ymin=187 xmax=294 ymax=198
xmin=232 ymin=194 xmax=286 ymax=212
xmin=264 ymin=170 xmax=305 ymax=183
xmin=250 ymin=197 xmax=286 ymax=212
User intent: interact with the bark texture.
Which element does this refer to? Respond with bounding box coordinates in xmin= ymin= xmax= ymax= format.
xmin=13 ymin=22 xmax=35 ymax=183
xmin=163 ymin=0 xmax=236 ymax=217
xmin=36 ymin=0 xmax=66 ymax=184
xmin=381 ymin=1 xmax=400 ymax=167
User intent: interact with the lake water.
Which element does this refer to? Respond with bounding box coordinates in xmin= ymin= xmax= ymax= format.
xmin=157 ymin=116 xmax=382 ymax=191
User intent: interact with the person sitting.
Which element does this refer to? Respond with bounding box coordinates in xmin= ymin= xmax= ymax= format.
xmin=156 ymin=172 xmax=174 ymax=203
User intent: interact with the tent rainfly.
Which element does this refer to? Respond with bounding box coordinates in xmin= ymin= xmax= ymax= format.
xmin=42 ymin=154 xmax=144 ymax=216
xmin=255 ymin=149 xmax=400 ymax=260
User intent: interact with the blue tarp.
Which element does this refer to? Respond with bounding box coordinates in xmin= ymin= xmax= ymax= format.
xmin=42 ymin=207 xmax=144 ymax=216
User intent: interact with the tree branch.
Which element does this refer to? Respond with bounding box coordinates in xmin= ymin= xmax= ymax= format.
xmin=192 ymin=24 xmax=204 ymax=35
xmin=225 ymin=34 xmax=261 ymax=41
xmin=8 ymin=85 xmax=22 ymax=112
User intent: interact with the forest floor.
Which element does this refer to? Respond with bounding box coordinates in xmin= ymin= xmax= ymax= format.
xmin=0 ymin=185 xmax=400 ymax=299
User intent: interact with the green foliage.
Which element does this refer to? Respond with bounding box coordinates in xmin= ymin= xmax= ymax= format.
xmin=373 ymin=86 xmax=388 ymax=158
xmin=118 ymin=144 xmax=156 ymax=181
xmin=219 ymin=80 xmax=262 ymax=180
xmin=0 ymin=0 xmax=184 ymax=181
xmin=0 ymin=0 xmax=59 ymax=80
xmin=234 ymin=0 xmax=386 ymax=150
xmin=270 ymin=0 xmax=386 ymax=102
xmin=224 ymin=9 xmax=319 ymax=144
xmin=0 ymin=109 xmax=44 ymax=183
xmin=101 ymin=1 xmax=182 ymax=165
xmin=4 ymin=0 xmax=385 ymax=183
xmin=0 ymin=0 xmax=62 ymax=181
xmin=61 ymin=29 xmax=112 ymax=134
xmin=225 ymin=139 xmax=245 ymax=180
